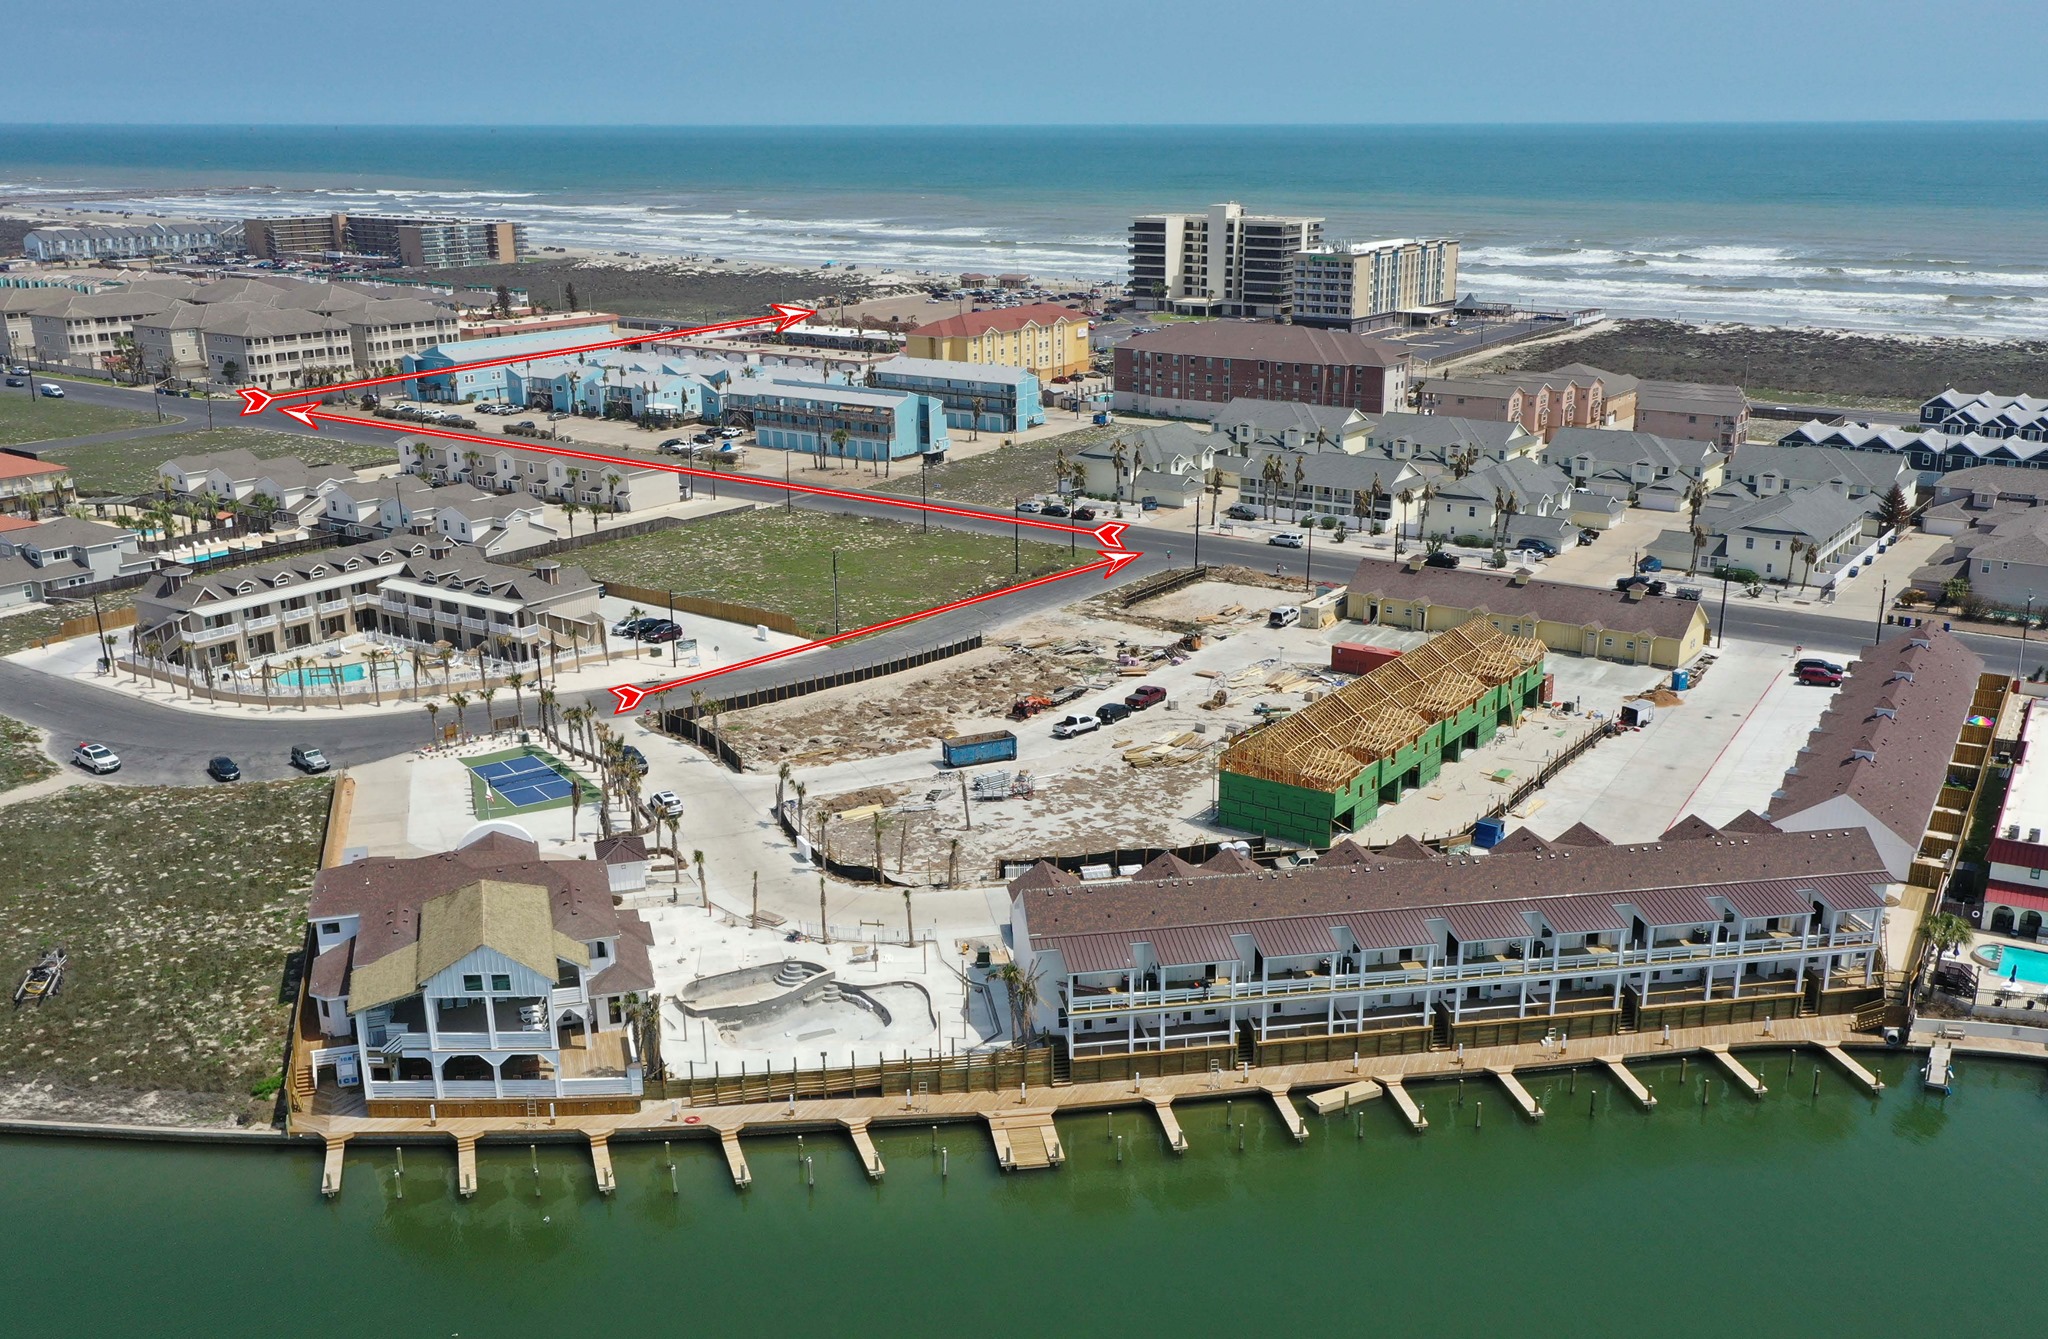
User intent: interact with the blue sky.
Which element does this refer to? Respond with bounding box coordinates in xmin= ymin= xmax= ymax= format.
xmin=8 ymin=0 xmax=2046 ymax=125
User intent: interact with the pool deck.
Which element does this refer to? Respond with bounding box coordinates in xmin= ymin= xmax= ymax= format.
xmin=298 ymin=1013 xmax=1913 ymax=1198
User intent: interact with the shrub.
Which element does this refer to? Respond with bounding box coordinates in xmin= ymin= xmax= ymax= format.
xmin=1713 ymin=565 xmax=1762 ymax=585
xmin=249 ymin=1074 xmax=284 ymax=1099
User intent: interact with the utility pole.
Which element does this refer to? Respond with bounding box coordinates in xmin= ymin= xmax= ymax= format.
xmin=1875 ymin=576 xmax=1888 ymax=648
xmin=831 ymin=550 xmax=841 ymax=634
xmin=1717 ymin=573 xmax=1731 ymax=649
xmin=1013 ymin=499 xmax=1020 ymax=574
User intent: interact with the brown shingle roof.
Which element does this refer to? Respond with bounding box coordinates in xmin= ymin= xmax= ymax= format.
xmin=1132 ymin=853 xmax=1201 ymax=881
xmin=1489 ymin=828 xmax=1555 ymax=855
xmin=1200 ymin=847 xmax=1262 ymax=875
xmin=1765 ymin=630 xmax=1985 ymax=853
xmin=1661 ymin=815 xmax=1724 ymax=841
xmin=1551 ymin=823 xmax=1614 ymax=847
xmin=909 ymin=302 xmax=1086 ymax=339
xmin=1019 ymin=827 xmax=1887 ymax=950
xmin=1348 ymin=556 xmax=1707 ymax=641
xmin=1378 ymin=835 xmax=1439 ymax=861
xmin=1121 ymin=321 xmax=1407 ymax=368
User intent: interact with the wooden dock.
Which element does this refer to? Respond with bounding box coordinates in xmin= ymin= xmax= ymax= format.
xmin=1264 ymin=1084 xmax=1309 ymax=1141
xmin=843 ymin=1120 xmax=885 ymax=1179
xmin=1923 ymin=1042 xmax=1954 ymax=1093
xmin=1601 ymin=1058 xmax=1657 ymax=1108
xmin=320 ymin=1137 xmax=348 ymax=1198
xmin=720 ymin=1130 xmax=752 ymax=1188
xmin=1490 ymin=1067 xmax=1545 ymax=1120
xmin=1822 ymin=1043 xmax=1886 ymax=1094
xmin=455 ymin=1134 xmax=479 ymax=1198
xmin=1381 ymin=1078 xmax=1429 ymax=1131
xmin=1305 ymin=1079 xmax=1384 ymax=1116
xmin=1148 ymin=1098 xmax=1189 ymax=1153
xmin=987 ymin=1110 xmax=1062 ymax=1170
xmin=588 ymin=1134 xmax=616 ymax=1194
xmin=1708 ymin=1046 xmax=1768 ymax=1097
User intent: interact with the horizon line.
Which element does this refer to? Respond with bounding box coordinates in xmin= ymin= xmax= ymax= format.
xmin=3 ymin=118 xmax=2047 ymax=131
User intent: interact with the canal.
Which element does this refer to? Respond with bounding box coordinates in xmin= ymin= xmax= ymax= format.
xmin=5 ymin=1052 xmax=2042 ymax=1336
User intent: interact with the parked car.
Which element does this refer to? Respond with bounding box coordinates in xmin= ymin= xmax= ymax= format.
xmin=658 ymin=438 xmax=687 ymax=454
xmin=648 ymin=790 xmax=684 ymax=818
xmin=1514 ymin=538 xmax=1558 ymax=557
xmin=1577 ymin=529 xmax=1599 ymax=546
xmin=612 ymin=616 xmax=652 ymax=638
xmin=1016 ymin=499 xmax=1044 ymax=513
xmin=1125 ymin=685 xmax=1167 ymax=710
xmin=207 ymin=755 xmax=242 ymax=782
xmin=1795 ymin=665 xmax=1845 ymax=687
xmin=1072 ymin=507 xmax=1099 ymax=522
xmin=720 ymin=426 xmax=744 ymax=439
xmin=1424 ymin=551 xmax=1461 ymax=569
xmin=1637 ymin=555 xmax=1664 ymax=573
xmin=1268 ymin=532 xmax=1305 ymax=548
xmin=1040 ymin=502 xmax=1071 ymax=518
xmin=1094 ymin=701 xmax=1132 ymax=725
xmin=1225 ymin=504 xmax=1260 ymax=521
xmin=641 ymin=622 xmax=683 ymax=643
xmin=3 ymin=377 xmax=20 ymax=387
xmin=290 ymin=745 xmax=330 ymax=773
xmin=71 ymin=741 xmax=120 ymax=773
xmin=37 ymin=383 xmax=64 ymax=398
xmin=620 ymin=744 xmax=649 ymax=773
xmin=1051 ymin=714 xmax=1100 ymax=739
xmin=7 ymin=366 xmax=26 ymax=375
xmin=1794 ymin=657 xmax=1846 ymax=677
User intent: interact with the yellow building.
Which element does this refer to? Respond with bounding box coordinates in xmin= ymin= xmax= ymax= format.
xmin=904 ymin=302 xmax=1091 ymax=380
xmin=1345 ymin=556 xmax=1709 ymax=670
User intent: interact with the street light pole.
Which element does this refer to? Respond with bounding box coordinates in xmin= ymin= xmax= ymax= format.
xmin=1717 ymin=573 xmax=1731 ymax=649
xmin=2023 ymin=592 xmax=2036 ymax=681
xmin=1304 ymin=521 xmax=1313 ymax=594
xmin=831 ymin=550 xmax=841 ymax=634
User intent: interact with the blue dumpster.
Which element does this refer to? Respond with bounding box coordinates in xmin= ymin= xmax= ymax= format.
xmin=1472 ymin=816 xmax=1507 ymax=849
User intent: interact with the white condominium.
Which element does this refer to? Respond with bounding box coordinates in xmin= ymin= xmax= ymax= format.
xmin=1128 ymin=202 xmax=1324 ymax=319
xmin=1291 ymin=238 xmax=1460 ymax=332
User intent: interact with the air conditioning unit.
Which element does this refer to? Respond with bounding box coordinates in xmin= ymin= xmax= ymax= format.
xmin=2009 ymin=824 xmax=2023 ymax=839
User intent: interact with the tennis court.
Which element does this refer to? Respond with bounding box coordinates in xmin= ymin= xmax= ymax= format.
xmin=464 ymin=748 xmax=593 ymax=815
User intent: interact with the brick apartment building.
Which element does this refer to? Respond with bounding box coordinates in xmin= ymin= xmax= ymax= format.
xmin=1112 ymin=322 xmax=1411 ymax=419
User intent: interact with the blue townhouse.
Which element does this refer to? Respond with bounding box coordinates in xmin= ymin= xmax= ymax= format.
xmin=870 ymin=356 xmax=1045 ymax=434
xmin=722 ymin=379 xmax=951 ymax=463
xmin=403 ymin=326 xmax=622 ymax=402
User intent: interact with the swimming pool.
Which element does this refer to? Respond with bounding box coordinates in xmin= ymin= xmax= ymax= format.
xmin=276 ymin=661 xmax=397 ymax=688
xmin=1975 ymin=941 xmax=2048 ymax=986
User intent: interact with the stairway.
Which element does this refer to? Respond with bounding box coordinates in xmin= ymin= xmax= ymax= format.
xmin=1235 ymin=1020 xmax=1257 ymax=1070
xmin=1619 ymin=988 xmax=1641 ymax=1035
xmin=774 ymin=961 xmax=811 ymax=988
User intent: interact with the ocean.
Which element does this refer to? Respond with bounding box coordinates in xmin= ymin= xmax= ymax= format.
xmin=3 ymin=123 xmax=2045 ymax=338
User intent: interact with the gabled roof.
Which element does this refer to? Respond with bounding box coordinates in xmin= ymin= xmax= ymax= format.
xmin=349 ymin=878 xmax=591 ymax=1013
xmin=1488 ymin=827 xmax=1555 ymax=855
xmin=1201 ymin=846 xmax=1262 ymax=875
xmin=1131 ymin=852 xmax=1200 ymax=881
xmin=1551 ymin=822 xmax=1614 ymax=848
xmin=1661 ymin=815 xmax=1724 ymax=842
xmin=1378 ymin=835 xmax=1438 ymax=861
xmin=909 ymin=303 xmax=1087 ymax=339
xmin=1009 ymin=861 xmax=1081 ymax=893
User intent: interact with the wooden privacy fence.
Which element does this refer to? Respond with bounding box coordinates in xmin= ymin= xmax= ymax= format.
xmin=660 ymin=634 xmax=984 ymax=723
xmin=53 ymin=606 xmax=139 ymax=641
xmin=1115 ymin=563 xmax=1210 ymax=608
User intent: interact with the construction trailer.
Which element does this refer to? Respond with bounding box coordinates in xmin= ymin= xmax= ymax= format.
xmin=1215 ymin=621 xmax=1547 ymax=848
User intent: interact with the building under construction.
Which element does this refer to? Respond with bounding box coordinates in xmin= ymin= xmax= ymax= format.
xmin=1217 ymin=622 xmax=1547 ymax=847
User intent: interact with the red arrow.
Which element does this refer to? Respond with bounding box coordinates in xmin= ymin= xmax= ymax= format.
xmin=240 ymin=303 xmax=816 ymax=414
xmin=605 ymin=548 xmax=1141 ymax=715
xmin=278 ymin=406 xmax=1129 ymax=543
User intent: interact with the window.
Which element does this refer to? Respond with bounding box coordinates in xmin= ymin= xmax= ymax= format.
xmin=592 ymin=941 xmax=610 ymax=960
xmin=490 ymin=974 xmax=511 ymax=992
xmin=462 ymin=973 xmax=483 ymax=992
xmin=2033 ymin=869 xmax=2042 ymax=881
xmin=320 ymin=922 xmax=340 ymax=935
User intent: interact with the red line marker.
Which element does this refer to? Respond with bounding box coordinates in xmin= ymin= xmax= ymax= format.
xmin=240 ymin=303 xmax=815 ymax=413
xmin=280 ymin=406 xmax=1125 ymax=541
xmin=605 ymin=549 xmax=1139 ymax=714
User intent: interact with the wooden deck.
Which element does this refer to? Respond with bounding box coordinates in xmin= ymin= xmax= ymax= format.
xmin=1490 ymin=1068 xmax=1545 ymax=1120
xmin=1601 ymin=1058 xmax=1657 ymax=1108
xmin=1148 ymin=1098 xmax=1188 ymax=1153
xmin=1822 ymin=1044 xmax=1885 ymax=1094
xmin=1707 ymin=1046 xmax=1768 ymax=1096
xmin=1263 ymin=1084 xmax=1308 ymax=1141
xmin=1304 ymin=1079 xmax=1384 ymax=1116
xmin=296 ymin=1014 xmax=1899 ymax=1196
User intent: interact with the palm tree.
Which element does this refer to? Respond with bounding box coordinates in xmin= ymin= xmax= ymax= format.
xmin=829 ymin=427 xmax=850 ymax=471
xmin=505 ymin=670 xmax=526 ymax=728
xmin=361 ymin=647 xmax=392 ymax=707
xmin=285 ymin=654 xmax=311 ymax=711
xmin=479 ymin=685 xmax=499 ymax=733
xmin=969 ymin=396 xmax=986 ymax=442
xmin=793 ymin=780 xmax=807 ymax=832
xmin=602 ymin=472 xmax=622 ymax=520
xmin=424 ymin=699 xmax=442 ymax=746
xmin=434 ymin=643 xmax=456 ymax=691
xmin=569 ymin=777 xmax=582 ymax=840
xmin=1795 ymin=540 xmax=1820 ymax=592
xmin=990 ymin=961 xmax=1044 ymax=1049
xmin=538 ymin=686 xmax=558 ymax=741
xmin=693 ymin=850 xmax=708 ymax=909
xmin=448 ymin=690 xmax=471 ymax=738
xmin=1111 ymin=441 xmax=1129 ymax=504
xmin=560 ymin=498 xmax=581 ymax=538
xmin=776 ymin=760 xmax=793 ymax=813
xmin=1393 ymin=488 xmax=1415 ymax=556
xmin=1292 ymin=454 xmax=1308 ymax=524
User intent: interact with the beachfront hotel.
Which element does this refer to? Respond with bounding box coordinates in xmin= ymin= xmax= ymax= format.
xmin=1128 ymin=202 xmax=1324 ymax=319
xmin=1290 ymin=238 xmax=1461 ymax=332
xmin=1010 ymin=820 xmax=1891 ymax=1061
xmin=1112 ymin=322 xmax=1411 ymax=418
xmin=902 ymin=303 xmax=1092 ymax=381
xmin=245 ymin=213 xmax=527 ymax=269
xmin=300 ymin=830 xmax=654 ymax=1113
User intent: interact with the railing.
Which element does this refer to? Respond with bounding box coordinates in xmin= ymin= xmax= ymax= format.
xmin=1064 ymin=931 xmax=1880 ymax=1016
xmin=550 ymin=986 xmax=584 ymax=1007
xmin=364 ymin=1079 xmax=437 ymax=1099
xmin=317 ymin=598 xmax=350 ymax=615
xmin=434 ymin=1030 xmax=492 ymax=1049
xmin=438 ymin=1081 xmax=499 ymax=1098
xmin=243 ymin=614 xmax=280 ymax=632
xmin=561 ymin=1075 xmax=642 ymax=1096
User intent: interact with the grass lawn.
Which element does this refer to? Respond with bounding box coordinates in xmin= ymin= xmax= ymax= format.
xmin=573 ymin=508 xmax=1072 ymax=635
xmin=0 ymin=715 xmax=56 ymax=794
xmin=0 ymin=589 xmax=137 ymax=658
xmin=872 ymin=424 xmax=1123 ymax=508
xmin=0 ymin=391 xmax=158 ymax=447
xmin=46 ymin=426 xmax=399 ymax=496
xmin=0 ymin=779 xmax=331 ymax=1100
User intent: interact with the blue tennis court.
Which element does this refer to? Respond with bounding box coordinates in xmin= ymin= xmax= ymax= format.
xmin=468 ymin=752 xmax=578 ymax=811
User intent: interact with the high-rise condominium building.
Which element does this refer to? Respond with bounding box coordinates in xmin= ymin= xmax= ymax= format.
xmin=1128 ymin=202 xmax=1323 ymax=318
xmin=1291 ymin=238 xmax=1461 ymax=331
xmin=245 ymin=214 xmax=527 ymax=270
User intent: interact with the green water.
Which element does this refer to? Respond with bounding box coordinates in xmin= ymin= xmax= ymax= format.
xmin=5 ymin=1054 xmax=2043 ymax=1338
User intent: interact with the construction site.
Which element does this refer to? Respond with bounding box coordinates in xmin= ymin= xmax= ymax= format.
xmin=1216 ymin=622 xmax=1550 ymax=848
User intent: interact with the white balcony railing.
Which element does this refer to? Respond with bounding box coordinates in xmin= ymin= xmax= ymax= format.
xmin=317 ymin=598 xmax=350 ymax=615
xmin=550 ymin=986 xmax=584 ymax=1007
xmin=364 ymin=1079 xmax=437 ymax=1099
xmin=1063 ymin=929 xmax=1879 ymax=1018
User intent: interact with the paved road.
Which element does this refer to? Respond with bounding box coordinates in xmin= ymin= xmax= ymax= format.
xmin=4 ymin=375 xmax=405 ymax=458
